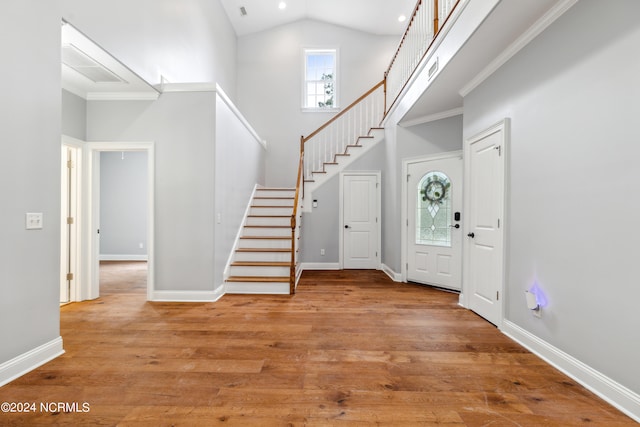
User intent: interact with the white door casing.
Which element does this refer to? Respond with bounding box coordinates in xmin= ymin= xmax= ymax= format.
xmin=405 ymin=153 xmax=462 ymax=290
xmin=340 ymin=172 xmax=381 ymax=269
xmin=60 ymin=139 xmax=82 ymax=303
xmin=86 ymin=142 xmax=155 ymax=301
xmin=463 ymin=120 xmax=508 ymax=326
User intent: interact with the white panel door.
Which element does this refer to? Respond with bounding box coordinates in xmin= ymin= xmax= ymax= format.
xmin=342 ymin=174 xmax=379 ymax=269
xmin=407 ymin=155 xmax=462 ymax=290
xmin=465 ymin=122 xmax=507 ymax=326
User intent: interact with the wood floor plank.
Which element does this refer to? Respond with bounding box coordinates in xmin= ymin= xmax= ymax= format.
xmin=0 ymin=262 xmax=634 ymax=426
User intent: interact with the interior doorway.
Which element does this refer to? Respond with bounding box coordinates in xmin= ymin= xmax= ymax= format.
xmin=86 ymin=142 xmax=155 ymax=301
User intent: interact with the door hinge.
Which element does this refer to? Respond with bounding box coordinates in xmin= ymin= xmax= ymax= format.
xmin=66 ymin=273 xmax=74 ymax=281
xmin=407 ymin=174 xmax=410 ymax=182
xmin=497 ymin=218 xmax=500 ymax=228
xmin=376 ymin=217 xmax=378 ymax=223
xmin=406 ymin=262 xmax=409 ymax=271
xmin=406 ymin=219 xmax=409 ymax=227
xmin=67 ymin=217 xmax=74 ymax=225
xmin=67 ymin=160 xmax=74 ymax=169
xmin=496 ymin=291 xmax=500 ymax=301
xmin=376 ymin=182 xmax=379 ymax=188
xmin=375 ymin=251 xmax=378 ymax=257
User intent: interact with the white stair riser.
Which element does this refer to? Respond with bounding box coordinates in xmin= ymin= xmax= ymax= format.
xmin=225 ymin=282 xmax=290 ymax=295
xmin=243 ymin=226 xmax=290 ymax=237
xmin=229 ymin=265 xmax=290 ymax=277
xmin=238 ymin=238 xmax=291 ymax=249
xmin=250 ymin=207 xmax=292 ymax=216
xmin=246 ymin=216 xmax=291 ymax=226
xmin=255 ymin=190 xmax=295 ymax=199
xmin=234 ymin=251 xmax=291 ymax=263
xmin=252 ymin=198 xmax=294 ymax=207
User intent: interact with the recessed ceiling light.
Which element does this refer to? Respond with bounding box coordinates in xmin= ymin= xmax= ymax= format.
xmin=398 ymin=15 xmax=407 ymax=23
xmin=278 ymin=1 xmax=287 ymax=10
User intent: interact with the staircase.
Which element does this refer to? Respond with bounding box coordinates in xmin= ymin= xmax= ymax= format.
xmin=302 ymin=126 xmax=385 ymax=211
xmin=225 ymin=188 xmax=298 ymax=295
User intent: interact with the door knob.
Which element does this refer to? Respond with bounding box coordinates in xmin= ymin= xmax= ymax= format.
xmin=449 ymin=224 xmax=460 ymax=229
xmin=467 ymin=232 xmax=475 ymax=238
xmin=344 ymin=225 xmax=350 ymax=229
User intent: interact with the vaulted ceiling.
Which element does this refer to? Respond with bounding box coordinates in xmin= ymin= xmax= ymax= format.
xmin=220 ymin=0 xmax=418 ymax=36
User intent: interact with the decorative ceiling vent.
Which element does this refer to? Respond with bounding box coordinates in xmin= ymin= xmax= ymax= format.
xmin=62 ymin=44 xmax=126 ymax=84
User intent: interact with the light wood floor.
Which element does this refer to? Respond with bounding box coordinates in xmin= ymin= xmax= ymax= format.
xmin=0 ymin=263 xmax=634 ymax=426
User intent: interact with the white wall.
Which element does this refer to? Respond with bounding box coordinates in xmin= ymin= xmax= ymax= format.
xmin=100 ymin=151 xmax=148 ymax=259
xmin=464 ymin=0 xmax=640 ymax=395
xmin=61 ymin=0 xmax=238 ymax=99
xmin=87 ymin=90 xmax=266 ymax=294
xmin=237 ymin=20 xmax=398 ymax=187
xmin=62 ymin=89 xmax=87 ymax=141
xmin=0 ymin=0 xmax=62 ymax=365
xmin=87 ymin=93 xmax=217 ymax=292
xmin=214 ymin=93 xmax=266 ymax=287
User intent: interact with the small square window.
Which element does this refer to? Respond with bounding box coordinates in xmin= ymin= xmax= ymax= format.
xmin=303 ymin=49 xmax=337 ymax=110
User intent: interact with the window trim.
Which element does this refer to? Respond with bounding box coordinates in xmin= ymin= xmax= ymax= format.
xmin=302 ymin=47 xmax=339 ymax=111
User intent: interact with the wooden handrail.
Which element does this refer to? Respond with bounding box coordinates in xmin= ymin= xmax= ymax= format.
xmin=302 ymin=79 xmax=385 ymax=143
xmin=290 ymin=137 xmax=304 ymax=294
xmin=385 ymin=0 xmax=424 ymax=79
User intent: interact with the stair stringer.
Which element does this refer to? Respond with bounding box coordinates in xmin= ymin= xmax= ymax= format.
xmin=302 ymin=127 xmax=385 ymax=212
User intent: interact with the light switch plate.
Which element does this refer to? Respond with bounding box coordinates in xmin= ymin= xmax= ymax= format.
xmin=26 ymin=212 xmax=43 ymax=230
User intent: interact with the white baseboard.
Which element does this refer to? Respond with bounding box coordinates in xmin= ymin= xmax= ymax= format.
xmin=151 ymin=287 xmax=224 ymax=302
xmin=100 ymin=254 xmax=148 ymax=261
xmin=0 ymin=337 xmax=64 ymax=387
xmin=300 ymin=262 xmax=341 ymax=271
xmin=381 ymin=264 xmax=402 ymax=282
xmin=502 ymin=320 xmax=640 ymax=423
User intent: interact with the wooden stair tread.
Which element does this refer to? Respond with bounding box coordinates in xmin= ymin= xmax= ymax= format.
xmin=251 ymin=205 xmax=294 ymax=208
xmin=231 ymin=261 xmax=290 ymax=267
xmin=256 ymin=188 xmax=295 ymax=191
xmin=254 ymin=197 xmax=294 ymax=200
xmin=244 ymin=225 xmax=290 ymax=228
xmin=247 ymin=215 xmax=290 ymax=218
xmin=226 ymin=276 xmax=290 ymax=283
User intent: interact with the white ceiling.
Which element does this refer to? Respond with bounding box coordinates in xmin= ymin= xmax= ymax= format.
xmin=220 ymin=0 xmax=418 ymax=37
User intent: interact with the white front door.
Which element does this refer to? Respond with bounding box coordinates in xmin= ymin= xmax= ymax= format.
xmin=406 ymin=154 xmax=462 ymax=290
xmin=341 ymin=173 xmax=380 ymax=269
xmin=464 ymin=120 xmax=507 ymax=326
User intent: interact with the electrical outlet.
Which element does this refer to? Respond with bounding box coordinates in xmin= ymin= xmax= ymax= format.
xmin=26 ymin=213 xmax=43 ymax=230
xmin=320 ymin=249 xmax=325 ymax=256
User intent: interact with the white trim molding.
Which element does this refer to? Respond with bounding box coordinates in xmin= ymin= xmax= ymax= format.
xmin=299 ymin=262 xmax=341 ymax=271
xmin=502 ymin=321 xmax=640 ymax=423
xmin=381 ymin=264 xmax=402 ymax=282
xmin=0 ymin=337 xmax=64 ymax=387
xmin=151 ymin=287 xmax=224 ymax=303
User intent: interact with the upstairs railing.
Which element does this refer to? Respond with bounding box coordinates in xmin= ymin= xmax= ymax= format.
xmin=302 ymin=80 xmax=385 ymax=181
xmin=385 ymin=0 xmax=459 ymax=114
